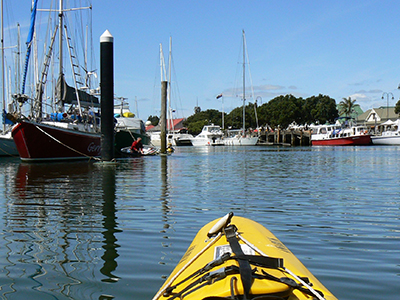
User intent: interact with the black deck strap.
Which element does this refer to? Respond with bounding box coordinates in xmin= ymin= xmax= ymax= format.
xmin=233 ymin=255 xmax=284 ymax=269
xmin=163 ymin=252 xmax=232 ymax=297
xmin=224 ymin=225 xmax=253 ymax=300
xmin=167 ymin=266 xmax=240 ymax=300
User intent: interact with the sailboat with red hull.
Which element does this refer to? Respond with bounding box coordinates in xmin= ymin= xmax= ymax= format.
xmin=12 ymin=0 xmax=101 ymax=162
xmin=12 ymin=121 xmax=101 ymax=161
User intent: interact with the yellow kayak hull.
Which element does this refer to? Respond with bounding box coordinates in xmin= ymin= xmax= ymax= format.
xmin=154 ymin=215 xmax=338 ymax=300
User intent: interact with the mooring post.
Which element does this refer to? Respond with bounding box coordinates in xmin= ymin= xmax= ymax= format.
xmin=160 ymin=81 xmax=167 ymax=154
xmin=100 ymin=30 xmax=114 ymax=161
xmin=300 ymin=131 xmax=303 ymax=146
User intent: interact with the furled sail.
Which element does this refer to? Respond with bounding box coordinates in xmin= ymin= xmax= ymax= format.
xmin=21 ymin=0 xmax=38 ymax=94
xmin=56 ymin=75 xmax=100 ymax=108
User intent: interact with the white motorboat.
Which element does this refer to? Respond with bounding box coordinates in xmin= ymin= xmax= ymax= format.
xmin=191 ymin=124 xmax=224 ymax=146
xmin=371 ymin=119 xmax=400 ymax=145
xmin=150 ymin=128 xmax=193 ymax=147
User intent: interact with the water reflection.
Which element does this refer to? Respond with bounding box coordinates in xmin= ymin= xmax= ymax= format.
xmin=13 ymin=162 xmax=96 ymax=200
xmin=3 ymin=162 xmax=102 ymax=298
xmin=99 ymin=164 xmax=121 ymax=283
xmin=1 ymin=147 xmax=398 ymax=300
xmin=160 ymin=156 xmax=172 ymax=254
xmin=160 ymin=156 xmax=170 ymax=220
xmin=0 ymin=161 xmax=123 ymax=299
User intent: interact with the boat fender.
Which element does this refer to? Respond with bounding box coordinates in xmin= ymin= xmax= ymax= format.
xmin=207 ymin=212 xmax=233 ymax=238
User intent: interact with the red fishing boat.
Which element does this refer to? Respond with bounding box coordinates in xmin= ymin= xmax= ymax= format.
xmin=310 ymin=122 xmax=371 ymax=146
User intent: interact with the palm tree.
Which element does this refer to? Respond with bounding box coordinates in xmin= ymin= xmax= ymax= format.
xmin=338 ymin=97 xmax=356 ymax=118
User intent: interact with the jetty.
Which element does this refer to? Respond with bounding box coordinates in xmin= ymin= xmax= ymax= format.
xmin=257 ymin=129 xmax=311 ymax=146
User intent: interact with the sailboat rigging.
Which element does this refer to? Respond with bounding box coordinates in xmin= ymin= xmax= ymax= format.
xmin=149 ymin=37 xmax=193 ymax=147
xmin=223 ymin=30 xmax=258 ymax=146
xmin=12 ymin=0 xmax=102 ymax=161
xmin=0 ymin=0 xmax=19 ymax=156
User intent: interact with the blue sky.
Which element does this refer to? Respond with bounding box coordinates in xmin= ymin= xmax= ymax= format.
xmin=4 ymin=0 xmax=400 ymax=121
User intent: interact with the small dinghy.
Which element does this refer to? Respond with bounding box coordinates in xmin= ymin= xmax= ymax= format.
xmin=120 ymin=146 xmax=159 ymax=157
xmin=153 ymin=213 xmax=337 ymax=300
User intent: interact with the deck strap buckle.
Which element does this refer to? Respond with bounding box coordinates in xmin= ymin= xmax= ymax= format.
xmin=234 ymin=254 xmax=284 ymax=269
xmin=224 ymin=225 xmax=253 ymax=300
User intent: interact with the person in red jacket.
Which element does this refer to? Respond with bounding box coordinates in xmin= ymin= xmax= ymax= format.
xmin=130 ymin=137 xmax=143 ymax=154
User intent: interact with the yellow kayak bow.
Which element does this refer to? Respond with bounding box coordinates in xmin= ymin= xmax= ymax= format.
xmin=154 ymin=213 xmax=338 ymax=300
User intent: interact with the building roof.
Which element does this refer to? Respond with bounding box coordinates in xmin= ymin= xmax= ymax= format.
xmin=146 ymin=118 xmax=186 ymax=132
xmin=357 ymin=107 xmax=399 ymax=125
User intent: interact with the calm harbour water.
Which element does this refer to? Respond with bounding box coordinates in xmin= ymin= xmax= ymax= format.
xmin=0 ymin=146 xmax=398 ymax=300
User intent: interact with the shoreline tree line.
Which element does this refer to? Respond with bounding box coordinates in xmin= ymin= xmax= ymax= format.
xmin=148 ymin=94 xmax=365 ymax=135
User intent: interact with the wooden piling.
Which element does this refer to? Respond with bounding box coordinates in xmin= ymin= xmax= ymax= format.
xmin=160 ymin=81 xmax=167 ymax=154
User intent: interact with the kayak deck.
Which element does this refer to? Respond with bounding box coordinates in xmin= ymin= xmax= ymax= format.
xmin=154 ymin=213 xmax=337 ymax=300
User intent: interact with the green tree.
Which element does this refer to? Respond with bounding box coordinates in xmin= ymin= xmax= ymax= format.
xmin=338 ymin=97 xmax=356 ymax=118
xmin=395 ymin=99 xmax=400 ymax=115
xmin=261 ymin=94 xmax=304 ymax=128
xmin=181 ymin=94 xmax=340 ymax=132
xmin=147 ymin=115 xmax=160 ymax=126
xmin=224 ymin=102 xmax=258 ymax=130
xmin=184 ymin=109 xmax=223 ymax=135
xmin=304 ymin=94 xmax=338 ymax=124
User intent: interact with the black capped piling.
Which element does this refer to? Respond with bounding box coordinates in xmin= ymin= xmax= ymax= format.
xmin=160 ymin=81 xmax=167 ymax=154
xmin=100 ymin=30 xmax=114 ymax=161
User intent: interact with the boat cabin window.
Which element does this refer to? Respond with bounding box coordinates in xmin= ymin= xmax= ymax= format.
xmin=207 ymin=126 xmax=220 ymax=132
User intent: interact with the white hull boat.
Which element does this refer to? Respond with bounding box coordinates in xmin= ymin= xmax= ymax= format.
xmin=0 ymin=131 xmax=18 ymax=156
xmin=223 ymin=130 xmax=258 ymax=146
xmin=191 ymin=124 xmax=224 ymax=147
xmin=150 ymin=131 xmax=193 ymax=147
xmin=371 ymin=119 xmax=400 ymax=145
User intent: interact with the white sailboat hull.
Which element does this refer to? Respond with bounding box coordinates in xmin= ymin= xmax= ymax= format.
xmin=0 ymin=131 xmax=18 ymax=156
xmin=223 ymin=136 xmax=258 ymax=146
xmin=191 ymin=138 xmax=224 ymax=147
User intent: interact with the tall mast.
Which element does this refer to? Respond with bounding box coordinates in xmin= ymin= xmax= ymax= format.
xmin=242 ymin=30 xmax=246 ymax=135
xmin=1 ymin=0 xmax=4 ymax=131
xmin=167 ymin=36 xmax=173 ymax=132
xmin=16 ymin=23 xmax=21 ymax=95
xmin=159 ymin=43 xmax=166 ymax=81
xmin=58 ymin=0 xmax=64 ymax=111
